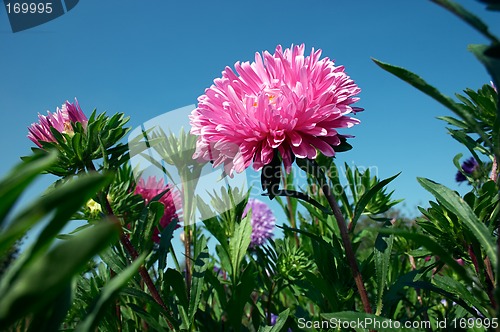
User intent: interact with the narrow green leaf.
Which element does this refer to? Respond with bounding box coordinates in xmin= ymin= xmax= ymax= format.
xmin=374 ymin=228 xmax=472 ymax=284
xmin=372 ymin=58 xmax=492 ymax=149
xmin=352 ymin=173 xmax=400 ymax=226
xmin=418 ymin=177 xmax=497 ymax=269
xmin=188 ymin=237 xmax=209 ymax=324
xmin=0 ymin=172 xmax=112 ymax=256
xmin=75 ymin=253 xmax=146 ymax=332
xmin=124 ymin=303 xmax=167 ymax=332
xmin=437 ymin=115 xmax=469 ymax=129
xmin=27 ymin=284 xmax=72 ymax=332
xmin=431 ymin=0 xmax=499 ymax=43
xmin=263 ymin=189 xmax=333 ymax=215
xmin=0 ymin=152 xmax=57 ymax=225
xmin=0 ymin=219 xmax=120 ymax=328
xmin=164 ymin=268 xmax=189 ymax=326
xmin=374 ymin=224 xmax=394 ymax=315
xmin=258 ymin=308 xmax=290 ymax=332
xmin=229 ymin=212 xmax=252 ymax=277
xmin=469 ymin=44 xmax=500 ymax=155
xmin=433 ymin=275 xmax=488 ymax=317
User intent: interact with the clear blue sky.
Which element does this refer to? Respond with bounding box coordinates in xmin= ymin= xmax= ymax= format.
xmin=1 ymin=0 xmax=499 ymax=221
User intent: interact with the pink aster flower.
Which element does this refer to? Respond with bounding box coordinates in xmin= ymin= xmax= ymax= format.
xmin=189 ymin=44 xmax=361 ymax=175
xmin=134 ymin=176 xmax=181 ymax=243
xmin=28 ymin=98 xmax=88 ymax=147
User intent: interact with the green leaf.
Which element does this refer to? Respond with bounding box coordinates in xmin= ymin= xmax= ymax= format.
xmin=0 ymin=172 xmax=112 ymax=257
xmin=374 ymin=223 xmax=394 ymax=315
xmin=229 ymin=212 xmax=252 ymax=277
xmin=433 ymin=275 xmax=488 ymax=317
xmin=418 ymin=177 xmax=497 ymax=270
xmin=227 ymin=264 xmax=257 ymax=329
xmin=188 ymin=236 xmax=209 ymax=324
xmin=0 ymin=151 xmax=57 ymax=226
xmin=469 ymin=44 xmax=500 ymax=154
xmin=258 ymin=308 xmax=290 ymax=332
xmin=75 ymin=253 xmax=146 ymax=332
xmin=150 ymin=219 xmax=178 ymax=271
xmin=264 ymin=189 xmax=333 ymax=215
xmin=372 ymin=58 xmax=492 ymax=149
xmin=437 ymin=116 xmax=469 ymax=129
xmin=352 ymin=173 xmax=400 ymax=227
xmin=0 ymin=218 xmax=120 ymax=328
xmin=26 ymin=284 xmax=72 ymax=332
xmin=123 ymin=303 xmax=167 ymax=332
xmin=431 ymin=0 xmax=499 ymax=44
xmin=374 ymin=228 xmax=472 ymax=284
xmin=163 ymin=268 xmax=189 ymax=326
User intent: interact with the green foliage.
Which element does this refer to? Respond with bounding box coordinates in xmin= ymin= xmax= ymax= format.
xmin=0 ymin=154 xmax=121 ymax=330
xmin=3 ymin=1 xmax=500 ymax=330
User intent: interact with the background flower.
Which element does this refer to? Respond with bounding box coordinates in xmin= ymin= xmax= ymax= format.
xmin=27 ymin=98 xmax=87 ymax=147
xmin=134 ymin=176 xmax=181 ymax=243
xmin=243 ymin=198 xmax=276 ymax=247
xmin=455 ymin=157 xmax=479 ymax=183
xmin=190 ymin=44 xmax=361 ymax=175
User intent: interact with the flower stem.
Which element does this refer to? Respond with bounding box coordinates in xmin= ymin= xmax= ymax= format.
xmin=85 ymin=162 xmax=175 ymax=329
xmin=321 ymin=183 xmax=372 ymax=314
xmin=184 ymin=225 xmax=192 ymax=294
xmin=110 ymin=269 xmax=122 ymax=332
xmin=281 ymin=166 xmax=299 ymax=246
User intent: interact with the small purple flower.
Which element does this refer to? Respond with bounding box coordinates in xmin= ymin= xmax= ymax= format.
xmin=269 ymin=312 xmax=292 ymax=331
xmin=243 ymin=198 xmax=276 ymax=247
xmin=270 ymin=313 xmax=278 ymax=325
xmin=455 ymin=157 xmax=479 ymax=183
xmin=28 ymin=98 xmax=88 ymax=147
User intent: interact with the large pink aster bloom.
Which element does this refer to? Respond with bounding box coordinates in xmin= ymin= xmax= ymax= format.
xmin=28 ymin=98 xmax=88 ymax=147
xmin=134 ymin=176 xmax=181 ymax=243
xmin=189 ymin=44 xmax=361 ymax=175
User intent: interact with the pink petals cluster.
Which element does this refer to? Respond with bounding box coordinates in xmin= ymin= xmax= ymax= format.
xmin=134 ymin=176 xmax=181 ymax=243
xmin=28 ymin=98 xmax=88 ymax=147
xmin=190 ymin=44 xmax=361 ymax=175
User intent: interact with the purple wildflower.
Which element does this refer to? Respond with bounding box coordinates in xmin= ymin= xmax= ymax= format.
xmin=455 ymin=157 xmax=479 ymax=183
xmin=243 ymin=198 xmax=276 ymax=247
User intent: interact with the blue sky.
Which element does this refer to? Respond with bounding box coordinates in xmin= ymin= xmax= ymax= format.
xmin=1 ymin=0 xmax=499 ymax=224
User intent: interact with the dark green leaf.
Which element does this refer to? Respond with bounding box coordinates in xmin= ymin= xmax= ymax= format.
xmin=258 ymin=308 xmax=290 ymax=332
xmin=229 ymin=212 xmax=252 ymax=277
xmin=418 ymin=177 xmax=496 ymax=269
xmin=75 ymin=253 xmax=146 ymax=332
xmin=0 ymin=219 xmax=120 ymax=328
xmin=0 ymin=152 xmax=57 ymax=226
xmin=431 ymin=0 xmax=499 ymax=43
xmin=352 ymin=173 xmax=400 ymax=227
xmin=374 ymin=222 xmax=394 ymax=315
xmin=372 ymin=58 xmax=492 ymax=149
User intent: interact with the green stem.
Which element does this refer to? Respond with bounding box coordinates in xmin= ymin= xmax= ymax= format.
xmin=85 ymin=162 xmax=175 ymax=330
xmin=321 ymin=183 xmax=372 ymax=314
xmin=281 ymin=166 xmax=299 ymax=247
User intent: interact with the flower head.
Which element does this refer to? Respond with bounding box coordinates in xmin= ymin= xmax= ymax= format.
xmin=190 ymin=44 xmax=361 ymax=175
xmin=134 ymin=176 xmax=181 ymax=243
xmin=28 ymin=98 xmax=88 ymax=147
xmin=243 ymin=198 xmax=276 ymax=247
xmin=455 ymin=157 xmax=479 ymax=183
